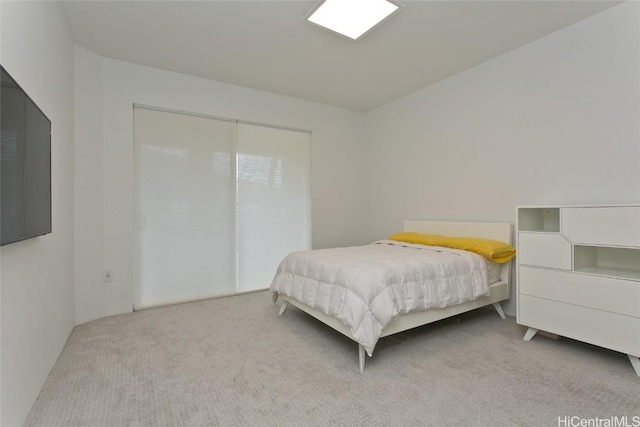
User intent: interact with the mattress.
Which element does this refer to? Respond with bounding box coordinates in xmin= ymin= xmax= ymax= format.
xmin=270 ymin=240 xmax=493 ymax=355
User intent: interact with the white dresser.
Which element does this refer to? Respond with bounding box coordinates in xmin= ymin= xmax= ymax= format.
xmin=516 ymin=204 xmax=640 ymax=376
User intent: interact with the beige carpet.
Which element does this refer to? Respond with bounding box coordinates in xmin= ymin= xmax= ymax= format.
xmin=25 ymin=291 xmax=639 ymax=426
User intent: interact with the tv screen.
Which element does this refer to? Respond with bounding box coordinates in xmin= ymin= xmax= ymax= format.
xmin=1 ymin=66 xmax=52 ymax=246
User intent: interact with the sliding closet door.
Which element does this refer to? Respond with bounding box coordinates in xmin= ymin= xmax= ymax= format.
xmin=133 ymin=107 xmax=236 ymax=309
xmin=237 ymin=123 xmax=311 ymax=292
xmin=134 ymin=107 xmax=312 ymax=307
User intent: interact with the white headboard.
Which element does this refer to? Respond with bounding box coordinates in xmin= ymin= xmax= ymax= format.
xmin=403 ymin=220 xmax=512 ymax=245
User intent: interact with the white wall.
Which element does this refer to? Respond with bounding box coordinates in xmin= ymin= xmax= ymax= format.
xmin=0 ymin=1 xmax=75 ymax=425
xmin=365 ymin=2 xmax=640 ymax=315
xmin=74 ymin=50 xmax=369 ymax=324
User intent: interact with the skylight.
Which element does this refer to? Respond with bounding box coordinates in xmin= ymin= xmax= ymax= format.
xmin=306 ymin=0 xmax=402 ymax=41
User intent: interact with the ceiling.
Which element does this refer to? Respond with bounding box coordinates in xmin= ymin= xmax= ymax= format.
xmin=61 ymin=0 xmax=619 ymax=112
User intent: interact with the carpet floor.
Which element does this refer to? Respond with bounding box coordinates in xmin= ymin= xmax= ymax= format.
xmin=25 ymin=291 xmax=639 ymax=426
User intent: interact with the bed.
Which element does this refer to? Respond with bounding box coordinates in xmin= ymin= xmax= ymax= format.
xmin=270 ymin=220 xmax=514 ymax=372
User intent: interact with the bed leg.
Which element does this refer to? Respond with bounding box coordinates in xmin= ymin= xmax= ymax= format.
xmin=278 ymin=301 xmax=289 ymax=316
xmin=492 ymin=302 xmax=506 ymax=319
xmin=628 ymin=355 xmax=640 ymax=376
xmin=523 ymin=327 xmax=538 ymax=341
xmin=359 ymin=344 xmax=365 ymax=373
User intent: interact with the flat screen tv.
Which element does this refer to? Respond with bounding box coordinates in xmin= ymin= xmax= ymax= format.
xmin=1 ymin=65 xmax=51 ymax=246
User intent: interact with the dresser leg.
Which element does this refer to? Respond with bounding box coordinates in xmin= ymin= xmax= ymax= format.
xmin=628 ymin=355 xmax=640 ymax=376
xmin=523 ymin=327 xmax=538 ymax=341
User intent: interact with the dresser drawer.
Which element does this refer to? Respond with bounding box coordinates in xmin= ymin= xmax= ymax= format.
xmin=519 ymin=266 xmax=640 ymax=317
xmin=562 ymin=207 xmax=640 ymax=247
xmin=517 ymin=233 xmax=571 ymax=270
xmin=518 ymin=295 xmax=640 ymax=357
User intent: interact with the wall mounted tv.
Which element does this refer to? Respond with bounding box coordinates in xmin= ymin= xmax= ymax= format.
xmin=1 ymin=65 xmax=51 ymax=246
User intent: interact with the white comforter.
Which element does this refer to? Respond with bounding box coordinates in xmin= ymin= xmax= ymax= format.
xmin=270 ymin=240 xmax=491 ymax=356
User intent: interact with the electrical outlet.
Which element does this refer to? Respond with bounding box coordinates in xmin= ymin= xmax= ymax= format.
xmin=103 ymin=270 xmax=113 ymax=283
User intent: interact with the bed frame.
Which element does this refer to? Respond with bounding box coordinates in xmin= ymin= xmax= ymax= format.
xmin=276 ymin=220 xmax=513 ymax=372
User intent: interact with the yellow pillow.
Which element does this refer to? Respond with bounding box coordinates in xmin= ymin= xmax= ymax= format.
xmin=388 ymin=232 xmax=516 ymax=264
